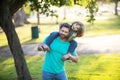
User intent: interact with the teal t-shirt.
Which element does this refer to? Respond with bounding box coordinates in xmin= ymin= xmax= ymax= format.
xmin=42 ymin=37 xmax=77 ymax=74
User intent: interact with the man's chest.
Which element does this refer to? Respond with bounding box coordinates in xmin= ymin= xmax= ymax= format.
xmin=50 ymin=38 xmax=70 ymax=54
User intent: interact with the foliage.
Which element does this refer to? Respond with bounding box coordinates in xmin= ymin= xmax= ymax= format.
xmin=27 ymin=0 xmax=99 ymax=24
xmin=27 ymin=0 xmax=76 ymax=17
xmin=85 ymin=0 xmax=98 ymax=24
xmin=28 ymin=0 xmax=54 ymax=16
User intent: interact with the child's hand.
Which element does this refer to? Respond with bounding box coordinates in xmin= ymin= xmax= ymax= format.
xmin=68 ymin=33 xmax=77 ymax=41
xmin=72 ymin=32 xmax=77 ymax=37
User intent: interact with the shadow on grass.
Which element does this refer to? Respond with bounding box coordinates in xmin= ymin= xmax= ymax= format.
xmin=22 ymin=38 xmax=39 ymax=44
xmin=0 ymin=57 xmax=17 ymax=80
xmin=68 ymin=77 xmax=80 ymax=80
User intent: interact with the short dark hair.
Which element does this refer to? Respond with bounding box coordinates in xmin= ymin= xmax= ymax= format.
xmin=59 ymin=23 xmax=71 ymax=30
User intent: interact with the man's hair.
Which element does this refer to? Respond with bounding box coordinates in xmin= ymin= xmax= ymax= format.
xmin=59 ymin=23 xmax=71 ymax=30
xmin=71 ymin=21 xmax=85 ymax=37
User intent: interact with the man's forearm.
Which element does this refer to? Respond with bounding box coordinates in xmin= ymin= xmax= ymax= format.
xmin=69 ymin=54 xmax=78 ymax=63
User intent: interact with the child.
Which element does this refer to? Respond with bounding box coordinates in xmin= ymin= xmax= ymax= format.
xmin=38 ymin=21 xmax=85 ymax=60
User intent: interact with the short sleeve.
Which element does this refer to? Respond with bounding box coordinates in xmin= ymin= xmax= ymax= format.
xmin=43 ymin=36 xmax=49 ymax=44
xmin=72 ymin=50 xmax=77 ymax=56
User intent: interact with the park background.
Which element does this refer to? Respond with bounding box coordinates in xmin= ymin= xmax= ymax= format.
xmin=0 ymin=0 xmax=120 ymax=80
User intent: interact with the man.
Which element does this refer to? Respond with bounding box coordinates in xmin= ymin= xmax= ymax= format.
xmin=38 ymin=23 xmax=78 ymax=80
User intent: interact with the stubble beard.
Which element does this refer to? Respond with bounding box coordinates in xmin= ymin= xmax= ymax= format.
xmin=59 ymin=33 xmax=67 ymax=41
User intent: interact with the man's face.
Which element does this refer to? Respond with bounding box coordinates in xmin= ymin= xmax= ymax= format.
xmin=59 ymin=26 xmax=69 ymax=39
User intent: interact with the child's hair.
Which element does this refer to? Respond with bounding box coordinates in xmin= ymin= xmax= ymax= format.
xmin=71 ymin=21 xmax=85 ymax=37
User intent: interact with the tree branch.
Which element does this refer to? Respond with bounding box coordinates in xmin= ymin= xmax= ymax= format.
xmin=9 ymin=0 xmax=27 ymax=16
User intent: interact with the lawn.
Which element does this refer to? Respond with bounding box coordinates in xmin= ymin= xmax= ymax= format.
xmin=0 ymin=53 xmax=120 ymax=80
xmin=0 ymin=15 xmax=120 ymax=47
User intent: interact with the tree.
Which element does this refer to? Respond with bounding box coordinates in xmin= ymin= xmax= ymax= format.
xmin=0 ymin=0 xmax=97 ymax=80
xmin=60 ymin=0 xmax=74 ymax=20
xmin=29 ymin=0 xmax=56 ymax=24
xmin=110 ymin=0 xmax=120 ymax=15
xmin=97 ymin=0 xmax=120 ymax=16
xmin=85 ymin=0 xmax=98 ymax=24
xmin=74 ymin=0 xmax=98 ymax=24
xmin=0 ymin=0 xmax=32 ymax=80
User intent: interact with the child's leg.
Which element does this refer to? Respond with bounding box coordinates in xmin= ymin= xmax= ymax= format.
xmin=46 ymin=32 xmax=59 ymax=46
xmin=38 ymin=32 xmax=59 ymax=51
xmin=68 ymin=40 xmax=77 ymax=53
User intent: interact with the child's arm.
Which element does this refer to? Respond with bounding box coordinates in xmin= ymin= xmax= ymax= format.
xmin=45 ymin=32 xmax=59 ymax=46
xmin=67 ymin=32 xmax=78 ymax=53
xmin=68 ymin=32 xmax=77 ymax=41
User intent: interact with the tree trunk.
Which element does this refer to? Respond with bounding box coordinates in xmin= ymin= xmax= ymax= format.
xmin=114 ymin=0 xmax=118 ymax=16
xmin=63 ymin=6 xmax=66 ymax=20
xmin=0 ymin=1 xmax=32 ymax=80
xmin=37 ymin=9 xmax=40 ymax=25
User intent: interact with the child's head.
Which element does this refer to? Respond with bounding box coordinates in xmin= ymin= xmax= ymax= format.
xmin=71 ymin=21 xmax=85 ymax=37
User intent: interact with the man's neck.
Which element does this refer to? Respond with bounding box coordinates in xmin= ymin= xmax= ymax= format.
xmin=60 ymin=37 xmax=67 ymax=42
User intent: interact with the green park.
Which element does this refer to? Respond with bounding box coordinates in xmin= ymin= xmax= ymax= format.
xmin=0 ymin=0 xmax=120 ymax=80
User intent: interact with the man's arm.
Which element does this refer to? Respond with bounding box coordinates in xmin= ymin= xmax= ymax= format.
xmin=38 ymin=43 xmax=50 ymax=51
xmin=68 ymin=53 xmax=78 ymax=63
xmin=62 ymin=53 xmax=78 ymax=63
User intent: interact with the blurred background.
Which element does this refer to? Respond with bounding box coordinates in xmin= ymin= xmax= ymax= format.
xmin=0 ymin=0 xmax=120 ymax=80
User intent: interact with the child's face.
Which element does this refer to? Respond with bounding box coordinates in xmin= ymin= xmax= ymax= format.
xmin=71 ymin=23 xmax=80 ymax=31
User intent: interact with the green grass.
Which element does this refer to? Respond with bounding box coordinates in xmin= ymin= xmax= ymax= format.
xmin=0 ymin=53 xmax=120 ymax=80
xmin=0 ymin=15 xmax=120 ymax=47
xmin=85 ymin=16 xmax=120 ymax=37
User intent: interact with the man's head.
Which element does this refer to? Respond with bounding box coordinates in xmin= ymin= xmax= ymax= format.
xmin=59 ymin=23 xmax=71 ymax=40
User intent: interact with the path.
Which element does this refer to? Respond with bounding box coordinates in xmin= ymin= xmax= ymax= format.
xmin=76 ymin=34 xmax=120 ymax=54
xmin=0 ymin=34 xmax=120 ymax=57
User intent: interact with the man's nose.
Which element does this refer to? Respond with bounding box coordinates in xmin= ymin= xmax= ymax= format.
xmin=62 ymin=31 xmax=66 ymax=34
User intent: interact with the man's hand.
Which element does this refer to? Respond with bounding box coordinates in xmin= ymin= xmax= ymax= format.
xmin=38 ymin=43 xmax=50 ymax=51
xmin=62 ymin=54 xmax=70 ymax=61
xmin=43 ymin=44 xmax=50 ymax=51
xmin=62 ymin=53 xmax=78 ymax=63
